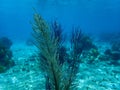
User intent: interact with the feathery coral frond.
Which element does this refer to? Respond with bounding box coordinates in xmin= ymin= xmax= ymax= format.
xmin=32 ymin=13 xmax=62 ymax=90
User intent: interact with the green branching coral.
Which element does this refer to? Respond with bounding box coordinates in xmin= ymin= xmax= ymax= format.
xmin=32 ymin=13 xmax=62 ymax=90
xmin=64 ymin=28 xmax=82 ymax=90
xmin=32 ymin=13 xmax=81 ymax=90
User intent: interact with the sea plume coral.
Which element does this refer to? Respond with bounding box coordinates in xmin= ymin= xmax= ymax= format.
xmin=32 ymin=13 xmax=62 ymax=90
xmin=51 ymin=21 xmax=67 ymax=65
xmin=32 ymin=13 xmax=81 ymax=90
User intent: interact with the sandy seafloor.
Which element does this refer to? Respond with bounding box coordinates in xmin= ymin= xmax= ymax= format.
xmin=0 ymin=42 xmax=120 ymax=90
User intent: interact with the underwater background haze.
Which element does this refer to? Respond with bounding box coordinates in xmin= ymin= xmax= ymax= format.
xmin=0 ymin=0 xmax=120 ymax=42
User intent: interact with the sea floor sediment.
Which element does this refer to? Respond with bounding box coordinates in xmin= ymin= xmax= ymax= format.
xmin=0 ymin=42 xmax=120 ymax=90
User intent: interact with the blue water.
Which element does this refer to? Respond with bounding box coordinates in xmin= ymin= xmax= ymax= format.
xmin=0 ymin=0 xmax=120 ymax=42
